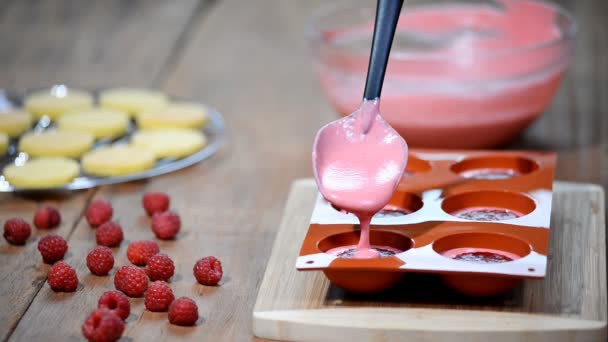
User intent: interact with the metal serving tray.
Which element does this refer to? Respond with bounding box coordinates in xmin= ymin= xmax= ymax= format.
xmin=0 ymin=88 xmax=225 ymax=192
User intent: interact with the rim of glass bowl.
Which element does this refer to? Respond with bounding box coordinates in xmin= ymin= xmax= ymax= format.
xmin=306 ymin=0 xmax=576 ymax=63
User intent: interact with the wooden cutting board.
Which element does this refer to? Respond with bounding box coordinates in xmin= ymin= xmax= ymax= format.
xmin=253 ymin=179 xmax=607 ymax=342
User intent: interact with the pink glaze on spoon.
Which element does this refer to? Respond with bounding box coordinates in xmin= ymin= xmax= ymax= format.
xmin=313 ymin=0 xmax=408 ymax=259
xmin=313 ymin=100 xmax=408 ymax=259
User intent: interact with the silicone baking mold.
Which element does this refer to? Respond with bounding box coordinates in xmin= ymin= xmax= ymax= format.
xmin=0 ymin=87 xmax=224 ymax=192
xmin=297 ymin=149 xmax=556 ymax=296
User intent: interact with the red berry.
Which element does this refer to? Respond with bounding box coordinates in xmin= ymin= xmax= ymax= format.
xmin=33 ymin=206 xmax=61 ymax=229
xmin=150 ymin=211 xmax=180 ymax=240
xmin=98 ymin=290 xmax=130 ymax=321
xmin=87 ymin=246 xmax=115 ymax=276
xmin=145 ymin=253 xmax=175 ymax=281
xmin=86 ymin=200 xmax=113 ymax=227
xmin=126 ymin=240 xmax=159 ymax=266
xmin=82 ymin=308 xmax=124 ymax=342
xmin=48 ymin=261 xmax=78 ymax=292
xmin=193 ymin=256 xmax=223 ymax=285
xmin=142 ymin=192 xmax=170 ymax=216
xmin=95 ymin=221 xmax=123 ymax=247
xmin=3 ymin=218 xmax=31 ymax=245
xmin=114 ymin=265 xmax=148 ymax=297
xmin=37 ymin=234 xmax=68 ymax=264
xmin=144 ymin=281 xmax=175 ymax=312
xmin=168 ymin=297 xmax=198 ymax=326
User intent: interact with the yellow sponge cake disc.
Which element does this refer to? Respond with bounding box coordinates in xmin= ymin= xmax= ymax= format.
xmin=131 ymin=129 xmax=206 ymax=159
xmin=0 ymin=110 xmax=33 ymax=137
xmin=136 ymin=102 xmax=209 ymax=130
xmin=82 ymin=145 xmax=155 ymax=177
xmin=99 ymin=88 xmax=168 ymax=117
xmin=58 ymin=109 xmax=129 ymax=139
xmin=24 ymin=87 xmax=93 ymax=120
xmin=19 ymin=130 xmax=94 ymax=158
xmin=3 ymin=157 xmax=80 ymax=188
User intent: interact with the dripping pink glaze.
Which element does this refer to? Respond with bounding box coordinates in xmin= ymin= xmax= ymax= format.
xmin=313 ymin=99 xmax=408 ymax=259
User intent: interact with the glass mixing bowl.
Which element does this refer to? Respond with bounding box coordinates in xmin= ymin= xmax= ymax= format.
xmin=308 ymin=0 xmax=575 ymax=148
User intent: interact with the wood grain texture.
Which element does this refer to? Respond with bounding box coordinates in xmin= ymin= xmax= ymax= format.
xmin=0 ymin=0 xmax=201 ymax=90
xmin=0 ymin=190 xmax=92 ymax=341
xmin=253 ymin=179 xmax=606 ymax=341
xmin=255 ymin=309 xmax=605 ymax=342
xmin=0 ymin=0 xmax=606 ymax=341
xmin=0 ymin=0 xmax=205 ymax=341
xmin=8 ymin=183 xmax=232 ymax=341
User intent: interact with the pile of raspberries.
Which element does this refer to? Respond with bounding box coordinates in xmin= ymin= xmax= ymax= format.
xmin=3 ymin=192 xmax=223 ymax=342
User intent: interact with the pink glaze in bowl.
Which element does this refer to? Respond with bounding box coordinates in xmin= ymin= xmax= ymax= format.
xmin=308 ymin=0 xmax=575 ymax=148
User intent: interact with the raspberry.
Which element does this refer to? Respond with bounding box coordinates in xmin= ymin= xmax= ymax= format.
xmin=144 ymin=281 xmax=175 ymax=312
xmin=145 ymin=253 xmax=175 ymax=281
xmin=98 ymin=290 xmax=130 ymax=321
xmin=87 ymin=246 xmax=115 ymax=276
xmin=3 ymin=218 xmax=31 ymax=245
xmin=82 ymin=308 xmax=124 ymax=342
xmin=48 ymin=261 xmax=78 ymax=292
xmin=126 ymin=240 xmax=159 ymax=266
xmin=114 ymin=265 xmax=148 ymax=297
xmin=168 ymin=297 xmax=198 ymax=326
xmin=142 ymin=192 xmax=170 ymax=216
xmin=150 ymin=211 xmax=180 ymax=240
xmin=37 ymin=234 xmax=68 ymax=264
xmin=95 ymin=221 xmax=123 ymax=247
xmin=86 ymin=200 xmax=113 ymax=227
xmin=193 ymin=256 xmax=223 ymax=285
xmin=33 ymin=206 xmax=61 ymax=229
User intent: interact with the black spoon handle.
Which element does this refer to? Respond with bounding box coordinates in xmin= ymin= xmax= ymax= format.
xmin=363 ymin=0 xmax=404 ymax=101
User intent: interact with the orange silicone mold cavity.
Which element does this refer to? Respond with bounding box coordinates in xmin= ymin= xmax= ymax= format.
xmin=381 ymin=191 xmax=423 ymax=215
xmin=333 ymin=191 xmax=423 ymax=216
xmin=434 ymin=232 xmax=531 ymax=297
xmin=442 ymin=190 xmax=536 ymax=221
xmin=404 ymin=154 xmax=431 ymax=175
xmin=322 ymin=269 xmax=404 ymax=293
xmin=317 ymin=230 xmax=412 ymax=293
xmin=450 ymin=155 xmax=539 ymax=180
xmin=432 ymin=232 xmax=532 ymax=260
xmin=318 ymin=230 xmax=413 ymax=256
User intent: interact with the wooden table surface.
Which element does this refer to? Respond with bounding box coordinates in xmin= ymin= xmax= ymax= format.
xmin=0 ymin=0 xmax=606 ymax=341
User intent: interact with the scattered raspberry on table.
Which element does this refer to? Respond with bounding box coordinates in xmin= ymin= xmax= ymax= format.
xmin=95 ymin=221 xmax=124 ymax=247
xmin=145 ymin=253 xmax=175 ymax=281
xmin=142 ymin=192 xmax=170 ymax=216
xmin=33 ymin=206 xmax=61 ymax=229
xmin=151 ymin=211 xmax=181 ymax=240
xmin=194 ymin=256 xmax=223 ymax=285
xmin=127 ymin=240 xmax=160 ymax=266
xmin=86 ymin=200 xmax=113 ymax=227
xmin=3 ymin=218 xmax=31 ymax=245
xmin=98 ymin=290 xmax=131 ymax=321
xmin=37 ymin=234 xmax=68 ymax=264
xmin=87 ymin=246 xmax=115 ymax=276
xmin=82 ymin=308 xmax=124 ymax=342
xmin=48 ymin=261 xmax=78 ymax=292
xmin=145 ymin=281 xmax=175 ymax=312
xmin=168 ymin=297 xmax=199 ymax=326
xmin=114 ymin=265 xmax=148 ymax=297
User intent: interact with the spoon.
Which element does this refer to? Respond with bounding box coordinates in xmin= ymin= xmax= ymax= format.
xmin=312 ymin=0 xmax=408 ymax=259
